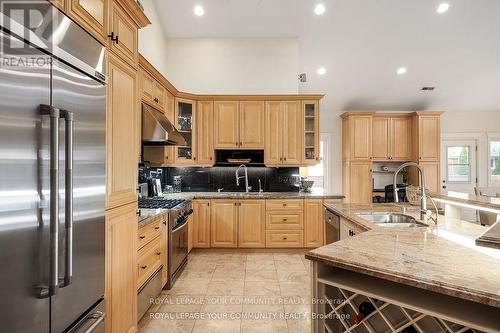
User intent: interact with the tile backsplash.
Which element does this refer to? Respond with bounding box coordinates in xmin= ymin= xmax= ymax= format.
xmin=139 ymin=166 xmax=300 ymax=192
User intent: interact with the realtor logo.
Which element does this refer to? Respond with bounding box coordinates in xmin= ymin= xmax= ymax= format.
xmin=1 ymin=0 xmax=55 ymax=66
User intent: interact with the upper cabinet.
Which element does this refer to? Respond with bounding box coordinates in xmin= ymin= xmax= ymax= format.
xmin=302 ymin=101 xmax=320 ymax=165
xmin=174 ymin=98 xmax=196 ymax=165
xmin=214 ymin=101 xmax=265 ymax=149
xmin=342 ymin=113 xmax=373 ymax=161
xmin=140 ymin=70 xmax=166 ymax=112
xmin=417 ymin=114 xmax=441 ymax=161
xmin=66 ymin=0 xmax=107 ymax=44
xmin=108 ymin=1 xmax=138 ymax=67
xmin=372 ymin=115 xmax=412 ymax=161
xmin=264 ymin=101 xmax=302 ymax=166
xmin=196 ymin=101 xmax=214 ymax=165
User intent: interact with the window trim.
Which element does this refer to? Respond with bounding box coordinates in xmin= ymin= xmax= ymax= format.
xmin=488 ymin=133 xmax=500 ymax=186
xmin=320 ymin=133 xmax=331 ymax=192
xmin=446 ymin=145 xmax=472 ymax=184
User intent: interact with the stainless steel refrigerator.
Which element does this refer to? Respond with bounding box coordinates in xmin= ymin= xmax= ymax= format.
xmin=0 ymin=2 xmax=106 ymax=332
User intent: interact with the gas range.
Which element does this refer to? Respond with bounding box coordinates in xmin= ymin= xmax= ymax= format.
xmin=138 ymin=198 xmax=187 ymax=210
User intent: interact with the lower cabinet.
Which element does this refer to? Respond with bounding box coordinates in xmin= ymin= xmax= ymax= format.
xmin=105 ymin=202 xmax=138 ymax=333
xmin=339 ymin=217 xmax=366 ymax=240
xmin=192 ymin=200 xmax=211 ymax=248
xmin=265 ymin=230 xmax=304 ymax=248
xmin=304 ymin=199 xmax=324 ymax=248
xmin=265 ymin=199 xmax=304 ymax=248
xmin=238 ymin=200 xmax=266 ymax=248
xmin=210 ymin=200 xmax=238 ymax=247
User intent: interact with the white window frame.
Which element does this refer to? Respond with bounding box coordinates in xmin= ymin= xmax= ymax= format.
xmin=487 ymin=133 xmax=500 ymax=186
xmin=445 ymin=145 xmax=472 ymax=184
xmin=320 ymin=133 xmax=331 ymax=192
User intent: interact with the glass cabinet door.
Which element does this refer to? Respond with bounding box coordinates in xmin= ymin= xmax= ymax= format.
xmin=175 ymin=98 xmax=196 ymax=164
xmin=303 ymin=101 xmax=319 ymax=164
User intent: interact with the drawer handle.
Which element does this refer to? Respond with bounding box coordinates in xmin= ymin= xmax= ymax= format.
xmin=283 ymin=203 xmax=287 ymax=207
xmin=155 ymin=226 xmax=160 ymax=230
xmin=139 ymin=236 xmax=145 ymax=239
xmin=283 ymin=218 xmax=287 ymax=222
xmin=156 ymin=252 xmax=161 ymax=256
xmin=140 ymin=265 xmax=147 ymax=270
xmin=283 ymin=237 xmax=288 ymax=240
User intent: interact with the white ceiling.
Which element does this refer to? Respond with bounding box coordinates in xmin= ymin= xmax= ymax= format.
xmin=153 ymin=0 xmax=500 ymax=112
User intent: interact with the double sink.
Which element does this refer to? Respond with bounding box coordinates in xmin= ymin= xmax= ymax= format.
xmin=356 ymin=212 xmax=427 ymax=228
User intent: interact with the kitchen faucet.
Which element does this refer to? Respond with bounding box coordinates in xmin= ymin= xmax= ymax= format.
xmin=236 ymin=164 xmax=251 ymax=193
xmin=393 ymin=162 xmax=439 ymax=224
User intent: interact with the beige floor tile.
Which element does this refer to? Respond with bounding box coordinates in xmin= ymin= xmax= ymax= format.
xmin=276 ymin=270 xmax=310 ymax=284
xmin=246 ymin=253 xmax=275 ymax=261
xmin=139 ymin=315 xmax=196 ymax=333
xmin=211 ymin=267 xmax=246 ymax=281
xmin=244 ymin=281 xmax=281 ymax=296
xmin=206 ymin=280 xmax=245 ymax=296
xmin=279 ymin=282 xmax=311 ymax=297
xmin=215 ymin=261 xmax=246 ymax=270
xmin=287 ymin=318 xmax=311 ymax=333
xmin=168 ymin=279 xmax=210 ymax=295
xmin=202 ymin=296 xmax=244 ymax=313
xmin=244 ymin=269 xmax=278 ymax=282
xmin=155 ymin=295 xmax=204 ymax=313
xmin=240 ymin=319 xmax=288 ymax=333
xmin=245 ymin=260 xmax=276 ymax=271
xmin=275 ymin=261 xmax=307 ymax=272
xmin=178 ymin=268 xmax=215 ymax=281
xmin=192 ymin=319 xmax=241 ymax=333
xmin=242 ymin=296 xmax=285 ymax=314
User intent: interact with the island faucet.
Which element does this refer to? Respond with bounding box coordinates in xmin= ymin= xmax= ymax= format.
xmin=393 ymin=162 xmax=438 ymax=224
xmin=236 ymin=164 xmax=251 ymax=193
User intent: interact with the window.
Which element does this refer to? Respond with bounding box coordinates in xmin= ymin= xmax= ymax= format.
xmin=490 ymin=140 xmax=500 ymax=184
xmin=300 ymin=133 xmax=330 ymax=191
xmin=446 ymin=146 xmax=471 ymax=183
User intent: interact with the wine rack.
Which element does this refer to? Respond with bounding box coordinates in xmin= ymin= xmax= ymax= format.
xmin=311 ymin=263 xmax=500 ymax=333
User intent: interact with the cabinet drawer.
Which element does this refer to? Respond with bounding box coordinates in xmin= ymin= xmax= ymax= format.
xmin=266 ymin=199 xmax=303 ymax=211
xmin=138 ymin=218 xmax=163 ymax=250
xmin=266 ymin=230 xmax=303 ymax=248
xmin=137 ymin=235 xmax=161 ymax=288
xmin=266 ymin=212 xmax=303 ymax=230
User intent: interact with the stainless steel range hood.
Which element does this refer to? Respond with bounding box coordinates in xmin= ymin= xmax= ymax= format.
xmin=142 ymin=103 xmax=187 ymax=146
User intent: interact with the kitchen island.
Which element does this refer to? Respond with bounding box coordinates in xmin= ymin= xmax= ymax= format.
xmin=306 ymin=203 xmax=500 ymax=333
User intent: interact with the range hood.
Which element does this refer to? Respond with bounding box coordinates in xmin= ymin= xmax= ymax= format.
xmin=142 ymin=103 xmax=187 ymax=146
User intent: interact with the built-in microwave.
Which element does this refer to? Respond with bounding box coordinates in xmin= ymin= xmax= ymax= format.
xmin=324 ymin=209 xmax=340 ymax=244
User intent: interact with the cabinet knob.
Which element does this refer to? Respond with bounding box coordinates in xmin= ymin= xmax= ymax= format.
xmin=156 ymin=252 xmax=161 ymax=256
xmin=283 ymin=157 xmax=287 ymax=161
xmin=282 ymin=203 xmax=287 ymax=207
xmin=155 ymin=226 xmax=160 ymax=230
xmin=139 ymin=236 xmax=145 ymax=239
xmin=283 ymin=218 xmax=287 ymax=222
xmin=283 ymin=237 xmax=288 ymax=240
xmin=107 ymin=32 xmax=118 ymax=44
xmin=140 ymin=265 xmax=147 ymax=270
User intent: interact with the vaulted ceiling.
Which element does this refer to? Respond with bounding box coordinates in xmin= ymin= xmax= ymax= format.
xmin=153 ymin=0 xmax=500 ymax=112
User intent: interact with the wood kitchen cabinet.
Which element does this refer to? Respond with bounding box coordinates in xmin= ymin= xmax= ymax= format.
xmin=210 ymin=200 xmax=238 ymax=248
xmin=302 ymin=101 xmax=320 ymax=165
xmin=238 ymin=200 xmax=266 ymax=248
xmin=345 ymin=162 xmax=373 ymax=204
xmin=304 ymin=199 xmax=324 ymax=248
xmin=196 ymin=101 xmax=215 ymax=165
xmin=106 ymin=53 xmax=138 ymax=209
xmin=372 ymin=115 xmax=412 ymax=161
xmin=214 ymin=101 xmax=265 ymax=149
xmin=140 ymin=70 xmax=166 ymax=111
xmin=66 ymin=0 xmax=107 ymax=44
xmin=264 ymin=101 xmax=302 ymax=166
xmin=193 ymin=200 xmax=211 ymax=248
xmin=339 ymin=217 xmax=366 ymax=240
xmin=50 ymin=0 xmax=65 ymax=10
xmin=108 ymin=0 xmax=138 ymax=67
xmin=417 ymin=114 xmax=441 ymax=162
xmin=174 ymin=98 xmax=196 ymax=165
xmin=105 ymin=202 xmax=137 ymax=333
xmin=342 ymin=113 xmax=373 ymax=161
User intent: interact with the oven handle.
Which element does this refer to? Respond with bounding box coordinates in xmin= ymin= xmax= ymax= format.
xmin=172 ymin=219 xmax=188 ymax=232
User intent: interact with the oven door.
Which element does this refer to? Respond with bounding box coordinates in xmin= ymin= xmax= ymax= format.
xmin=169 ymin=218 xmax=188 ymax=279
xmin=325 ymin=209 xmax=340 ymax=244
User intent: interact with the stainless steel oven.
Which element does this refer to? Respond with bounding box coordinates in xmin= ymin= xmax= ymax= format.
xmin=167 ymin=202 xmax=193 ymax=289
xmin=325 ymin=208 xmax=340 ymax=244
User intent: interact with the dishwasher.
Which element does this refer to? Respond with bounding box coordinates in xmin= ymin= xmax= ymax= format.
xmin=324 ymin=209 xmax=340 ymax=244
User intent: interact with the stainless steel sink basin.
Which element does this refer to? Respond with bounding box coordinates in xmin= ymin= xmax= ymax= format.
xmin=356 ymin=213 xmax=427 ymax=227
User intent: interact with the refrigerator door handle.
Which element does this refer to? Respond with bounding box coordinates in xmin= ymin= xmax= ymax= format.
xmin=39 ymin=104 xmax=60 ymax=298
xmin=61 ymin=110 xmax=74 ymax=287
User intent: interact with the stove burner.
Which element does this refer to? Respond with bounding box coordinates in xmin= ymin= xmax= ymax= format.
xmin=138 ymin=198 xmax=186 ymax=209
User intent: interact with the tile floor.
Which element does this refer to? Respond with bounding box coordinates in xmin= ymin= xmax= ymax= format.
xmin=139 ymin=249 xmax=313 ymax=333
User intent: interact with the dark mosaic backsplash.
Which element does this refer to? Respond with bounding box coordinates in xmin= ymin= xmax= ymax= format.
xmin=139 ymin=166 xmax=300 ymax=192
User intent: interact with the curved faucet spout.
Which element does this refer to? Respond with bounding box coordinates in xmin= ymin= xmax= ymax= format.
xmin=393 ymin=162 xmax=427 ymax=221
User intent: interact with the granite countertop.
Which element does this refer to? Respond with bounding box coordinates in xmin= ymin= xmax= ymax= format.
xmin=137 ymin=209 xmax=168 ymax=228
xmin=429 ymin=191 xmax=500 ymax=249
xmin=158 ymin=190 xmax=344 ymax=200
xmin=306 ymin=203 xmax=500 ymax=308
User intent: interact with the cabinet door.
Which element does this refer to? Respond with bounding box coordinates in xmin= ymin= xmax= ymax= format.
xmin=391 ymin=117 xmax=412 ymax=161
xmin=106 ymin=54 xmax=138 ymax=209
xmin=175 ymin=98 xmax=196 ymax=165
xmin=349 ymin=162 xmax=372 ymax=204
xmin=419 ymin=162 xmax=440 ymax=193
xmin=304 ymin=199 xmax=324 ymax=248
xmin=419 ymin=116 xmax=440 ymax=161
xmin=196 ymin=101 xmax=214 ymax=165
xmin=153 ymin=82 xmax=166 ymax=111
xmin=109 ymin=1 xmax=138 ymax=67
xmin=50 ymin=0 xmax=64 ymax=10
xmin=282 ymin=101 xmax=302 ymax=165
xmin=193 ymin=200 xmax=211 ymax=248
xmin=239 ymin=101 xmax=265 ymax=149
xmin=302 ymin=101 xmax=320 ymax=165
xmin=67 ymin=0 xmax=107 ymax=43
xmin=106 ymin=203 xmax=137 ymax=333
xmin=214 ymin=101 xmax=239 ymax=148
xmin=372 ymin=117 xmax=389 ymax=160
xmin=264 ymin=101 xmax=283 ymax=166
xmin=350 ymin=116 xmax=372 ymax=161
xmin=238 ymin=200 xmax=265 ymax=248
xmin=210 ymin=200 xmax=238 ymax=248
xmin=140 ymin=70 xmax=154 ymax=104
xmin=339 ymin=219 xmax=351 ymax=240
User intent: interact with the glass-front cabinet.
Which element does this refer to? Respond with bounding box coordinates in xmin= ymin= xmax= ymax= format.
xmin=175 ymin=98 xmax=196 ymax=165
xmin=302 ymin=100 xmax=320 ymax=165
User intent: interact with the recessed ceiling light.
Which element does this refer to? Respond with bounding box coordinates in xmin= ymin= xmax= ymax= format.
xmin=437 ymin=3 xmax=450 ymax=14
xmin=317 ymin=67 xmax=326 ymax=75
xmin=194 ymin=5 xmax=205 ymax=16
xmin=314 ymin=3 xmax=326 ymax=15
xmin=397 ymin=67 xmax=407 ymax=75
